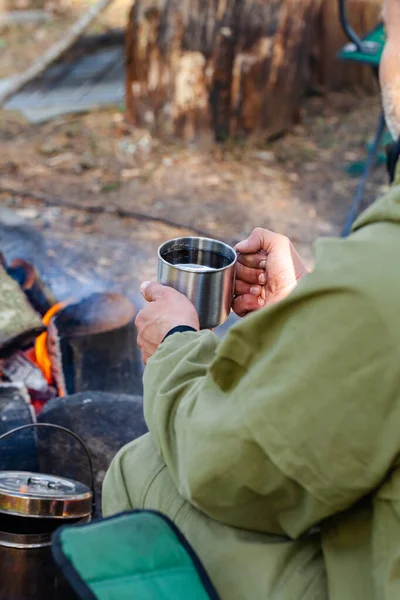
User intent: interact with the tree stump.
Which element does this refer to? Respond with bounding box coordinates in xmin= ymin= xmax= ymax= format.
xmin=126 ymin=0 xmax=323 ymax=142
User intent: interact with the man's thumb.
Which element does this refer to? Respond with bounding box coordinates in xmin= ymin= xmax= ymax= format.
xmin=235 ymin=231 xmax=262 ymax=253
xmin=235 ymin=238 xmax=249 ymax=252
xmin=140 ymin=281 xmax=165 ymax=302
xmin=235 ymin=228 xmax=276 ymax=254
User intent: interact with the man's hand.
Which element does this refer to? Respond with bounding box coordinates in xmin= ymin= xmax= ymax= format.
xmin=233 ymin=228 xmax=309 ymax=317
xmin=135 ymin=282 xmax=200 ymax=364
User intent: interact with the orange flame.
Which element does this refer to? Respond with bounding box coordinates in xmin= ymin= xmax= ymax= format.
xmin=35 ymin=302 xmax=65 ymax=384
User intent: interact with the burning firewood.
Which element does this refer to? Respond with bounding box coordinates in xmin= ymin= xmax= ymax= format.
xmin=0 ymin=351 xmax=57 ymax=411
xmin=0 ymin=253 xmax=144 ymax=410
xmin=0 ymin=265 xmax=45 ymax=358
xmin=6 ymin=258 xmax=58 ymax=317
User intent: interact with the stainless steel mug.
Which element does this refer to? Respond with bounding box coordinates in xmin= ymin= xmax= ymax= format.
xmin=157 ymin=237 xmax=237 ymax=329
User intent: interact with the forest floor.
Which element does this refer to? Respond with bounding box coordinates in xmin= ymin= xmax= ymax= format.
xmin=0 ymin=0 xmax=388 ymax=311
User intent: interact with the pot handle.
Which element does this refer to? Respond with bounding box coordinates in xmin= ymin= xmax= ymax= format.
xmin=0 ymin=423 xmax=96 ymax=514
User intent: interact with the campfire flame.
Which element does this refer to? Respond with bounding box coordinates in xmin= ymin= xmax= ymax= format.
xmin=35 ymin=302 xmax=65 ymax=384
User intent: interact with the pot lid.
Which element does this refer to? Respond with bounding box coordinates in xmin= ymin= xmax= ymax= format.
xmin=0 ymin=471 xmax=92 ymax=518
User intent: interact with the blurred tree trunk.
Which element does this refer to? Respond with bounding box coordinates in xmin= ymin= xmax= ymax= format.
xmin=125 ymin=0 xmax=382 ymax=142
xmin=126 ymin=0 xmax=323 ymax=142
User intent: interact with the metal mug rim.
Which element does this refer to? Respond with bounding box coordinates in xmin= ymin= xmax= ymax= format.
xmin=157 ymin=236 xmax=237 ymax=274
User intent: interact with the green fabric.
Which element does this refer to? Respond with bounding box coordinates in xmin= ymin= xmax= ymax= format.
xmin=338 ymin=24 xmax=385 ymax=67
xmin=103 ymin=177 xmax=400 ymax=599
xmin=54 ymin=511 xmax=218 ymax=600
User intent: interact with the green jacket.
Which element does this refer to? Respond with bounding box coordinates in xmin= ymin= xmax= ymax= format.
xmin=140 ymin=171 xmax=400 ymax=599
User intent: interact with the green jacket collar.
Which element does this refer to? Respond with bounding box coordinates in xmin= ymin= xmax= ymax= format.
xmin=352 ymin=174 xmax=400 ymax=233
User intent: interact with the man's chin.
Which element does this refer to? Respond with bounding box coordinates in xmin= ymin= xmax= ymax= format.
xmin=386 ymin=118 xmax=400 ymax=142
xmin=382 ymin=89 xmax=400 ymax=141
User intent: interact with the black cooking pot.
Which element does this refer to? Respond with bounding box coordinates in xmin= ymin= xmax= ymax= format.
xmin=0 ymin=424 xmax=94 ymax=600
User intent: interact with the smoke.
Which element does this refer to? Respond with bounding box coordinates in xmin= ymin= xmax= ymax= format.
xmin=0 ymin=207 xmax=134 ymax=306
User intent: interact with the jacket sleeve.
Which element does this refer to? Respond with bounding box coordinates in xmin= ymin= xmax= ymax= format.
xmin=143 ymin=238 xmax=399 ymax=539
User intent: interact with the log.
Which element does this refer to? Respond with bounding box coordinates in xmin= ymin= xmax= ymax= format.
xmin=0 ymin=266 xmax=45 ymax=358
xmin=46 ymin=293 xmax=143 ymax=397
xmin=126 ymin=0 xmax=323 ymax=142
xmin=7 ymin=258 xmax=58 ymax=316
xmin=0 ymin=351 xmax=57 ymax=407
xmin=38 ymin=392 xmax=147 ymax=513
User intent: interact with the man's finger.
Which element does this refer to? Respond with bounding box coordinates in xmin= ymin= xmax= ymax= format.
xmin=236 ymin=262 xmax=264 ymax=285
xmin=234 ymin=280 xmax=262 ymax=297
xmin=233 ymin=294 xmax=263 ymax=316
xmin=140 ymin=281 xmax=166 ymax=302
xmin=237 ymin=251 xmax=266 ymax=269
